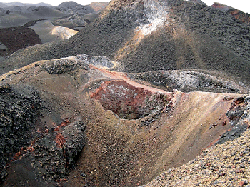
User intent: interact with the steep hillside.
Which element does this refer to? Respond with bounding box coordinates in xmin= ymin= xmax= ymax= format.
xmin=2 ymin=0 xmax=250 ymax=86
xmin=145 ymin=95 xmax=250 ymax=186
xmin=171 ymin=1 xmax=250 ymax=62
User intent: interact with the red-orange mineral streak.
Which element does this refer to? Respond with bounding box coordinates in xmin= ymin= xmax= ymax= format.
xmin=54 ymin=126 xmax=60 ymax=131
xmin=89 ymin=65 xmax=169 ymax=95
xmin=56 ymin=133 xmax=66 ymax=148
xmin=60 ymin=118 xmax=70 ymax=127
xmin=10 ymin=119 xmax=71 ymax=164
xmin=90 ymin=80 xmax=152 ymax=117
xmin=11 ymin=145 xmax=35 ymax=162
xmin=60 ymin=121 xmax=67 ymax=127
xmin=212 ymin=3 xmax=250 ymax=24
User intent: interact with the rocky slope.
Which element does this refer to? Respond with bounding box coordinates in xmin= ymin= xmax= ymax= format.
xmin=2 ymin=0 xmax=250 ymax=86
xmin=212 ymin=2 xmax=250 ymax=24
xmin=144 ymin=96 xmax=250 ymax=187
xmin=0 ymin=55 xmax=248 ymax=186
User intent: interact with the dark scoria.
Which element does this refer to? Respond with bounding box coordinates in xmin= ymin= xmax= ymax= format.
xmin=0 ymin=84 xmax=41 ymax=182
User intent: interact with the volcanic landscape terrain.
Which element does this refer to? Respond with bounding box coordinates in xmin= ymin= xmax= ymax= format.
xmin=0 ymin=0 xmax=250 ymax=187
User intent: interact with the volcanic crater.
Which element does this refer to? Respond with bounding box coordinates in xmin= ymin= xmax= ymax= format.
xmin=0 ymin=57 xmax=245 ymax=187
xmin=90 ymin=80 xmax=172 ymax=120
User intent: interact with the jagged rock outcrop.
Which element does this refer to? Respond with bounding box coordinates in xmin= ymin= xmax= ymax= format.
xmin=31 ymin=119 xmax=86 ymax=181
xmin=216 ymin=96 xmax=250 ymax=144
xmin=0 ymin=84 xmax=41 ymax=182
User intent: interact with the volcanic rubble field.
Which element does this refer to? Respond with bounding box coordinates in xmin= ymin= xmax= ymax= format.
xmin=0 ymin=55 xmax=247 ymax=187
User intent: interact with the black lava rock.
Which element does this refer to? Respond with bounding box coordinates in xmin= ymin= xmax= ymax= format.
xmin=0 ymin=84 xmax=41 ymax=183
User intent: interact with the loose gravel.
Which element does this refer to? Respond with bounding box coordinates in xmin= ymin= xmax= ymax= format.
xmin=144 ymin=126 xmax=250 ymax=187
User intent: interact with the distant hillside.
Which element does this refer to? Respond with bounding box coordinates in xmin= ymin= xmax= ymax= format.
xmin=0 ymin=5 xmax=65 ymax=28
xmin=89 ymin=2 xmax=109 ymax=12
xmin=52 ymin=1 xmax=108 ymax=29
xmin=3 ymin=2 xmax=51 ymax=6
xmin=0 ymin=2 xmax=7 ymax=8
xmin=0 ymin=1 xmax=108 ymax=29
xmin=56 ymin=1 xmax=94 ymax=14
